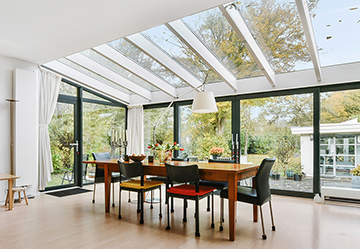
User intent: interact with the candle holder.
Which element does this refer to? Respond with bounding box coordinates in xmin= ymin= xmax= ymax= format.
xmin=111 ymin=138 xmax=123 ymax=161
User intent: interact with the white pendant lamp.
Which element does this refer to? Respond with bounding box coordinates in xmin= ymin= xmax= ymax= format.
xmin=191 ymin=90 xmax=218 ymax=113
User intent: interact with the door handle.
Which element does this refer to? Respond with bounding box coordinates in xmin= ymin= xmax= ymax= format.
xmin=70 ymin=140 xmax=79 ymax=152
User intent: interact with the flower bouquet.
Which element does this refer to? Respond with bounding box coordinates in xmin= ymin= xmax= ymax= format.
xmin=209 ymin=147 xmax=224 ymax=159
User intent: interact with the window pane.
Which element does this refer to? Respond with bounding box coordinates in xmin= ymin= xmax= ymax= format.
xmin=141 ymin=25 xmax=221 ymax=83
xmin=236 ymin=0 xmax=312 ymax=72
xmin=83 ymin=90 xmax=112 ymax=103
xmin=241 ymin=93 xmax=314 ymax=193
xmin=59 ymin=81 xmax=77 ymax=96
xmin=108 ymin=38 xmax=187 ymax=88
xmin=144 ymin=107 xmax=174 ymax=157
xmin=82 ymin=103 xmax=125 ymax=161
xmin=320 ymin=89 xmax=360 ymax=188
xmin=182 ymin=8 xmax=263 ymax=79
xmin=309 ymin=0 xmax=360 ymax=67
xmin=180 ymin=101 xmax=232 ymax=159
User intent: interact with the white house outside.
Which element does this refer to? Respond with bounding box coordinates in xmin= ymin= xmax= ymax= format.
xmin=291 ymin=119 xmax=360 ymax=178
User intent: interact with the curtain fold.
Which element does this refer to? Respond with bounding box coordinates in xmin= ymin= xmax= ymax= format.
xmin=127 ymin=105 xmax=144 ymax=155
xmin=38 ymin=69 xmax=61 ymax=190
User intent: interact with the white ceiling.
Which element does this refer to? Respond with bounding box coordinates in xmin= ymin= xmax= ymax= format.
xmin=0 ymin=0 xmax=230 ymax=64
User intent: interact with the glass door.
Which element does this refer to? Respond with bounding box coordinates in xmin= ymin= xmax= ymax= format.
xmin=47 ymin=102 xmax=78 ymax=188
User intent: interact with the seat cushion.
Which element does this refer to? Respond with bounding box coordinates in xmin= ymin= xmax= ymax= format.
xmin=199 ymin=180 xmax=228 ymax=190
xmin=120 ymin=180 xmax=163 ymax=189
xmin=167 ymin=184 xmax=215 ymax=196
xmin=221 ymin=186 xmax=270 ymax=206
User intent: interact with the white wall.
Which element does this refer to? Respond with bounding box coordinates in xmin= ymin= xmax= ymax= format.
xmin=0 ymin=55 xmax=39 ymax=201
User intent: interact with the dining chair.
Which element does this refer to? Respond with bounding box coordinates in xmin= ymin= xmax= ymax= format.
xmin=188 ymin=156 xmax=199 ymax=162
xmin=118 ymin=161 xmax=163 ymax=224
xmin=200 ymin=159 xmax=236 ymax=212
xmin=165 ymin=163 xmax=215 ymax=237
xmin=92 ymin=152 xmax=121 ymax=207
xmin=61 ymin=154 xmax=89 ymax=185
xmin=219 ymin=157 xmax=276 ymax=239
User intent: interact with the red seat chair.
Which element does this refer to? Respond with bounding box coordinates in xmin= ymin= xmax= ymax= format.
xmin=165 ymin=163 xmax=215 ymax=237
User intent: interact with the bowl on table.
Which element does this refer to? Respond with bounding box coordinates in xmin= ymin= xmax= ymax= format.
xmin=129 ymin=155 xmax=146 ymax=162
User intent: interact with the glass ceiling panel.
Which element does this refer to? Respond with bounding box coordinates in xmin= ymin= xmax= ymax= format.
xmin=108 ymin=38 xmax=188 ymax=88
xmin=58 ymin=58 xmax=132 ymax=95
xmin=236 ymin=0 xmax=313 ymax=73
xmin=141 ymin=25 xmax=222 ymax=83
xmin=182 ymin=7 xmax=263 ymax=79
xmin=81 ymin=49 xmax=160 ymax=92
xmin=309 ymin=0 xmax=360 ymax=67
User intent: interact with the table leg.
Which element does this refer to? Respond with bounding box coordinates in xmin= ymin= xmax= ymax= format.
xmin=8 ymin=179 xmax=13 ymax=210
xmin=228 ymin=174 xmax=237 ymax=241
xmin=104 ymin=164 xmax=111 ymax=213
xmin=252 ymin=177 xmax=258 ymax=222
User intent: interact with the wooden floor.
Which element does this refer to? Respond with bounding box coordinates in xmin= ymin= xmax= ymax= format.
xmin=1 ymin=185 xmax=360 ymax=249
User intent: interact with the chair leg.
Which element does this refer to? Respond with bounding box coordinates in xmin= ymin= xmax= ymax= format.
xmin=137 ymin=192 xmax=141 ymax=213
xmin=140 ymin=190 xmax=144 ymax=224
xmin=128 ymin=191 xmax=131 ymax=202
xmin=269 ymin=200 xmax=276 ymax=231
xmin=211 ymin=193 xmax=214 ymax=228
xmin=118 ymin=186 xmax=122 ymax=219
xmin=18 ymin=191 xmax=21 ymax=203
xmin=92 ymin=183 xmax=96 ymax=203
xmin=5 ymin=190 xmax=9 ymax=206
xmin=195 ymin=197 xmax=200 ymax=237
xmin=112 ymin=183 xmax=115 ymax=207
xmin=183 ymin=199 xmax=187 ymax=222
xmin=259 ymin=206 xmax=267 ymax=240
xmin=207 ymin=195 xmax=210 ymax=212
xmin=220 ymin=197 xmax=224 ymax=231
xmin=166 ymin=193 xmax=170 ymax=230
xmin=23 ymin=190 xmax=28 ymax=205
xmin=159 ymin=186 xmax=162 ymax=219
xmin=170 ymin=183 xmax=174 ymax=213
xmin=150 ymin=191 xmax=153 ymax=209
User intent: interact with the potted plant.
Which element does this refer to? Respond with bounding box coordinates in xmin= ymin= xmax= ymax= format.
xmin=286 ymin=166 xmax=295 ymax=179
xmin=293 ymin=163 xmax=304 ymax=181
xmin=147 ymin=142 xmax=184 ymax=163
xmin=350 ymin=165 xmax=360 ymax=189
xmin=210 ymin=147 xmax=224 ymax=159
xmin=270 ymin=163 xmax=281 ymax=180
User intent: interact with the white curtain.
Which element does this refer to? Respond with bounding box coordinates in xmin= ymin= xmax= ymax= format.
xmin=38 ymin=69 xmax=61 ymax=190
xmin=128 ymin=105 xmax=144 ymax=155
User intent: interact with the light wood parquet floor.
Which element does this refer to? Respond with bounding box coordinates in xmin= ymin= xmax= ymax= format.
xmin=1 ymin=184 xmax=359 ymax=249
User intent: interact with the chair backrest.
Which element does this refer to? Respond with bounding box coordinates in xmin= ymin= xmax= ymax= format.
xmin=254 ymin=157 xmax=275 ymax=204
xmin=165 ymin=163 xmax=199 ymax=192
xmin=92 ymin=152 xmax=111 ymax=178
xmin=118 ymin=162 xmax=144 ymax=185
xmin=209 ymin=159 xmax=236 ymax=163
xmin=188 ymin=156 xmax=199 ymax=162
xmin=218 ymin=157 xmax=232 ymax=161
xmin=171 ymin=158 xmax=189 ymax=162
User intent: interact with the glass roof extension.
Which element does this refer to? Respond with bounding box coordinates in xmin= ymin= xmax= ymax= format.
xmin=236 ymin=0 xmax=313 ymax=73
xmin=81 ymin=49 xmax=160 ymax=92
xmin=182 ymin=7 xmax=264 ymax=79
xmin=108 ymin=38 xmax=188 ymax=88
xmin=309 ymin=0 xmax=360 ymax=67
xmin=141 ymin=24 xmax=222 ymax=84
xmin=57 ymin=58 xmax=133 ymax=95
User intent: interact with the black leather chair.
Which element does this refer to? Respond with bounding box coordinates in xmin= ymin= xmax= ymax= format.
xmin=165 ymin=163 xmax=215 ymax=237
xmin=220 ymin=157 xmax=276 ymax=239
xmin=92 ymin=152 xmax=121 ymax=207
xmin=118 ymin=161 xmax=163 ymax=224
xmin=199 ymin=159 xmax=236 ymax=211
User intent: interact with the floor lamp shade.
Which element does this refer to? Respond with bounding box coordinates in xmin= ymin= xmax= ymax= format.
xmin=191 ymin=91 xmax=218 ymax=113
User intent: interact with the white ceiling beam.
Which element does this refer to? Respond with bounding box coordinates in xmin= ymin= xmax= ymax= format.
xmin=43 ymin=60 xmax=130 ymax=104
xmin=93 ymin=44 xmax=177 ymax=98
xmin=219 ymin=4 xmax=276 ymax=87
xmin=66 ymin=53 xmax=152 ymax=101
xmin=126 ymin=33 xmax=202 ymax=90
xmin=166 ymin=20 xmax=238 ymax=91
xmin=295 ymin=0 xmax=322 ymax=82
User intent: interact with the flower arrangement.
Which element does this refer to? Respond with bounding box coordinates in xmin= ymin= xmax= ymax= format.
xmin=209 ymin=147 xmax=224 ymax=156
xmin=350 ymin=165 xmax=360 ymax=176
xmin=148 ymin=142 xmax=184 ymax=151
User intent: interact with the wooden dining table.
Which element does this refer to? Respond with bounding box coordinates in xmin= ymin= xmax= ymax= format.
xmin=84 ymin=159 xmax=259 ymax=241
xmin=0 ymin=173 xmax=20 ymax=210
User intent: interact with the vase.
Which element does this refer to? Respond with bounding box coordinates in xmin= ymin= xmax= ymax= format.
xmin=158 ymin=150 xmax=167 ymax=164
xmin=165 ymin=150 xmax=173 ymax=163
xmin=352 ymin=175 xmax=360 ymax=189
